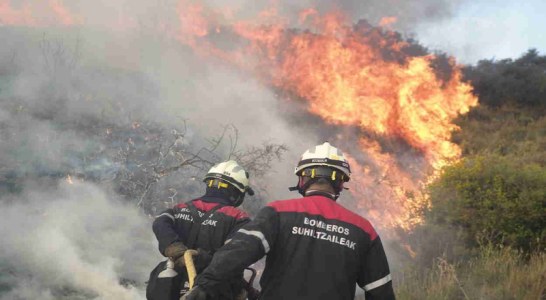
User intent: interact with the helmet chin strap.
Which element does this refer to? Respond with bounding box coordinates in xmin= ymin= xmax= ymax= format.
xmin=230 ymin=193 xmax=244 ymax=207
xmin=230 ymin=188 xmax=255 ymax=207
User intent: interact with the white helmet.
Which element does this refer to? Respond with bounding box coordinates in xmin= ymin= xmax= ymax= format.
xmin=203 ymin=160 xmax=254 ymax=195
xmin=295 ymin=142 xmax=351 ymax=180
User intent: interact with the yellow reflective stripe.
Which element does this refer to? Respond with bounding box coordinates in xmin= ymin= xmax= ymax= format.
xmin=311 ymin=169 xmax=315 ymax=178
xmin=331 ymin=170 xmax=336 ymax=180
xmin=209 ymin=179 xmax=229 ymax=189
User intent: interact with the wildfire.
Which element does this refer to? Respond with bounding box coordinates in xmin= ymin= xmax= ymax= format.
xmin=174 ymin=2 xmax=478 ymax=230
xmin=0 ymin=0 xmax=34 ymax=25
xmin=0 ymin=0 xmax=79 ymax=26
xmin=47 ymin=0 xmax=77 ymax=25
xmin=379 ymin=16 xmax=397 ymax=27
xmin=0 ymin=1 xmax=479 ymax=231
xmin=177 ymin=0 xmax=209 ymax=38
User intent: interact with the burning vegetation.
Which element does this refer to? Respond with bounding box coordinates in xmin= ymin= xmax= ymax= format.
xmin=0 ymin=1 xmax=480 ymax=231
xmin=0 ymin=0 xmax=79 ymax=26
xmin=173 ymin=2 xmax=478 ymax=230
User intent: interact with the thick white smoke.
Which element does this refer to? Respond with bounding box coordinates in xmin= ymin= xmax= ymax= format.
xmin=0 ymin=5 xmax=314 ymax=298
xmin=0 ymin=181 xmax=160 ymax=299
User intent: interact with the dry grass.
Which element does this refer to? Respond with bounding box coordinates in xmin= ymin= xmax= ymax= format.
xmin=394 ymin=245 xmax=546 ymax=300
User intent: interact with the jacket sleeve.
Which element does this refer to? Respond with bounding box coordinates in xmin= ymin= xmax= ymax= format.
xmin=196 ymin=206 xmax=279 ymax=295
xmin=152 ymin=208 xmax=181 ymax=256
xmin=225 ymin=211 xmax=251 ymax=241
xmin=358 ymin=236 xmax=396 ymax=300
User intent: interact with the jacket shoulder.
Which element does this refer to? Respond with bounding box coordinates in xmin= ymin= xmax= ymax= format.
xmin=333 ymin=202 xmax=378 ymax=240
xmin=217 ymin=206 xmax=249 ymax=220
xmin=268 ymin=196 xmax=378 ymax=240
xmin=173 ymin=200 xmax=248 ymax=220
xmin=267 ymin=197 xmax=305 ymax=211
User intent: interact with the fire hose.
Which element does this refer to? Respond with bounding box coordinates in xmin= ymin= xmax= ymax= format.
xmin=183 ymin=250 xmax=260 ymax=300
xmin=183 ymin=250 xmax=199 ymax=290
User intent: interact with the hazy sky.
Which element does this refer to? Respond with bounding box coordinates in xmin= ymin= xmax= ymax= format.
xmin=414 ymin=0 xmax=546 ymax=64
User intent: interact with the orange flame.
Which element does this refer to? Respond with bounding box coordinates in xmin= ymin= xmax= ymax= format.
xmin=379 ymin=16 xmax=397 ymax=27
xmin=48 ymin=0 xmax=78 ymax=25
xmin=0 ymin=0 xmax=35 ymax=25
xmin=0 ymin=0 xmax=79 ymax=26
xmin=174 ymin=3 xmax=478 ymax=230
xmin=178 ymin=0 xmax=209 ymax=39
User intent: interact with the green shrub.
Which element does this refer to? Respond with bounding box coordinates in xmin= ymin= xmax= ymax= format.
xmin=428 ymin=155 xmax=546 ymax=251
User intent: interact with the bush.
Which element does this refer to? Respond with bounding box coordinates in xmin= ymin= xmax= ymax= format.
xmin=452 ymin=105 xmax=546 ymax=164
xmin=427 ymin=155 xmax=546 ymax=252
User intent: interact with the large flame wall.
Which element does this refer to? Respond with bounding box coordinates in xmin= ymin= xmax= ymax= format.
xmin=1 ymin=0 xmax=478 ymax=231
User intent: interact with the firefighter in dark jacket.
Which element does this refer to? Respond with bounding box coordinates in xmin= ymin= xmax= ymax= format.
xmin=149 ymin=160 xmax=254 ymax=300
xmin=184 ymin=142 xmax=396 ymax=300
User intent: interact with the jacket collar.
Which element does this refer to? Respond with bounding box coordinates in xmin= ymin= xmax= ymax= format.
xmin=304 ymin=190 xmax=337 ymax=200
xmin=199 ymin=189 xmax=233 ymax=206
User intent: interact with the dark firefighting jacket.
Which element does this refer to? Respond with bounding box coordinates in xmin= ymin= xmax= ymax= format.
xmin=153 ymin=195 xmax=250 ymax=256
xmin=196 ymin=194 xmax=395 ymax=300
xmin=153 ymin=194 xmax=251 ymax=298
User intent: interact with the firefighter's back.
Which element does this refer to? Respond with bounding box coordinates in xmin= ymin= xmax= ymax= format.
xmin=259 ymin=195 xmax=378 ymax=300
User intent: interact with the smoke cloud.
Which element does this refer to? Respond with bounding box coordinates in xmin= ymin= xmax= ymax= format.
xmin=0 ymin=181 xmax=159 ymax=299
xmin=1 ymin=3 xmax=315 ymax=297
xmin=281 ymin=0 xmax=467 ymax=30
xmin=164 ymin=0 xmax=467 ymax=30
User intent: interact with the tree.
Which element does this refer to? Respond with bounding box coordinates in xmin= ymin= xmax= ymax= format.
xmin=463 ymin=49 xmax=546 ymax=108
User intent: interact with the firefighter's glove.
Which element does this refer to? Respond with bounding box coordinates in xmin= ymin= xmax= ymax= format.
xmin=181 ymin=286 xmax=209 ymax=300
xmin=194 ymin=249 xmax=213 ymax=273
xmin=164 ymin=241 xmax=187 ymax=260
xmin=173 ymin=255 xmax=187 ymax=271
xmin=246 ymin=286 xmax=260 ymax=300
xmin=173 ymin=248 xmax=212 ymax=272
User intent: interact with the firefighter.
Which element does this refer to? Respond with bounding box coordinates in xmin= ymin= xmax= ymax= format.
xmin=148 ymin=160 xmax=254 ymax=300
xmin=184 ymin=142 xmax=395 ymax=300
